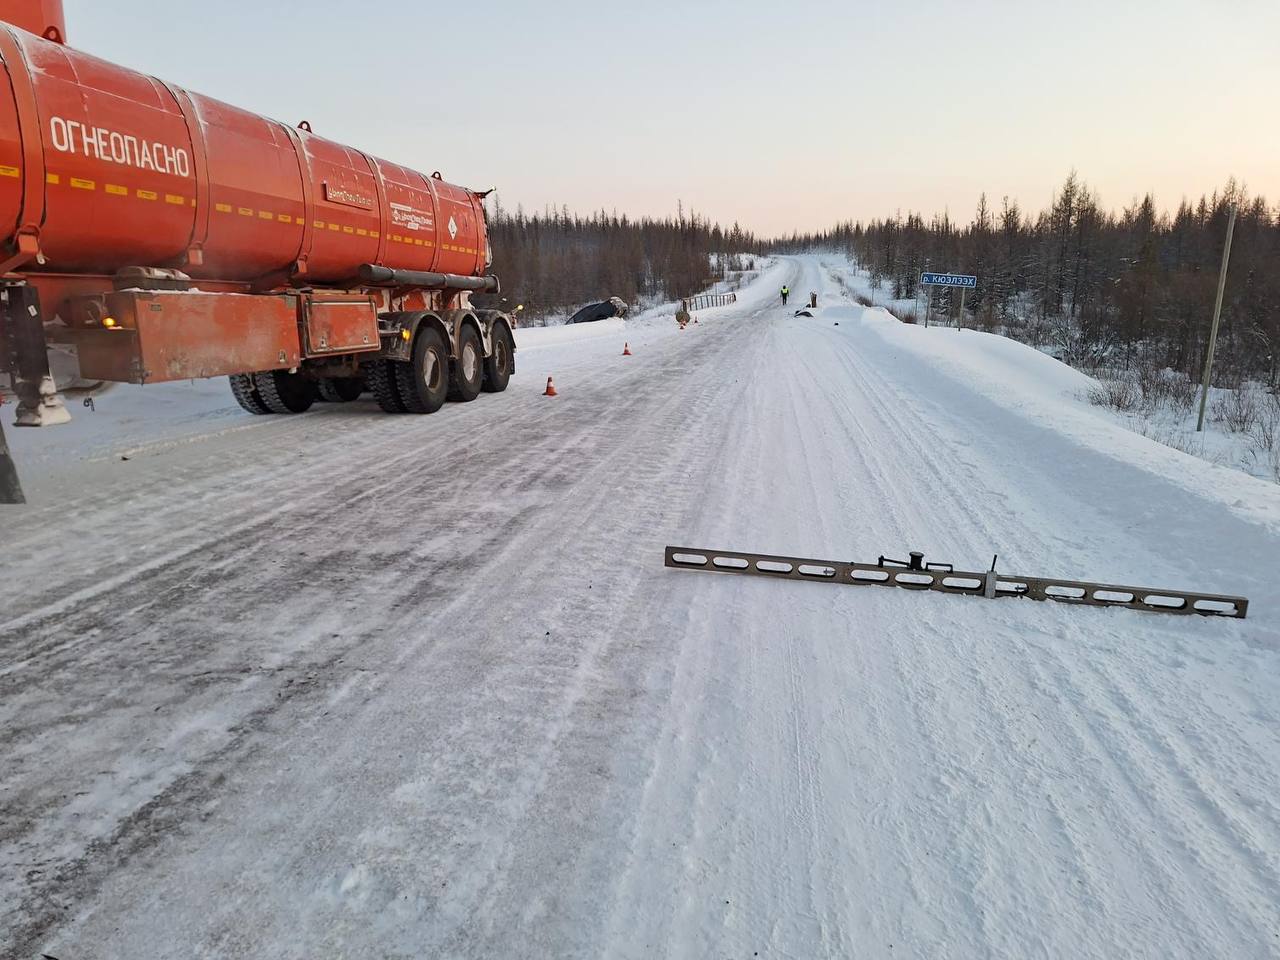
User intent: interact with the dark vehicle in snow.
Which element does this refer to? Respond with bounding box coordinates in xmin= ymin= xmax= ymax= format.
xmin=569 ymin=297 xmax=629 ymax=324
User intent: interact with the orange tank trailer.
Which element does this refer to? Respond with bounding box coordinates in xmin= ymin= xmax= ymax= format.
xmin=0 ymin=0 xmax=515 ymax=431
xmin=0 ymin=0 xmax=65 ymax=44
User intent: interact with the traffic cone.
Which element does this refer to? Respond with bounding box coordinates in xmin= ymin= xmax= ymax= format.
xmin=622 ymin=342 xmax=632 ymax=356
xmin=544 ymin=376 xmax=558 ymax=397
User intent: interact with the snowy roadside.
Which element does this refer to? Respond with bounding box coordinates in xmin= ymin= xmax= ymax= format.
xmin=4 ymin=259 xmax=786 ymax=477
xmin=818 ymin=253 xmax=1280 ymax=488
xmin=817 ymin=256 xmax=1280 ymax=534
xmin=6 ymin=254 xmax=1280 ymax=959
xmin=512 ymin=255 xmax=782 ymax=330
xmin=517 ymin=255 xmax=785 ymax=342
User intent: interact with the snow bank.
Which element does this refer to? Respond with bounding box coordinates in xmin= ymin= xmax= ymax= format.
xmin=611 ymin=256 xmax=788 ymax=329
xmin=847 ymin=303 xmax=1280 ymax=534
xmin=517 ymin=256 xmax=787 ymax=342
xmin=516 ymin=256 xmax=786 ymax=346
xmin=707 ymin=256 xmax=790 ymax=314
xmin=514 ymin=318 xmax=627 ymax=351
xmin=859 ymin=306 xmax=1096 ymax=404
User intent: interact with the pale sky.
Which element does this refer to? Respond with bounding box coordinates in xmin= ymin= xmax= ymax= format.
xmin=66 ymin=0 xmax=1280 ymax=235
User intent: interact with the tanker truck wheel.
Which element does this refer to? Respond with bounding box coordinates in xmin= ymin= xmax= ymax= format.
xmin=449 ymin=326 xmax=484 ymax=402
xmin=252 ymin=370 xmax=316 ymax=414
xmin=482 ymin=324 xmax=514 ymax=394
xmin=366 ymin=361 xmax=407 ymax=413
xmin=229 ymin=374 xmax=272 ymax=415
xmin=317 ymin=377 xmax=364 ymax=403
xmin=394 ymin=327 xmax=449 ymax=414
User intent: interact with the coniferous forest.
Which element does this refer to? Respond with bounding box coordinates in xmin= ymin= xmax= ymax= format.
xmin=484 ymin=177 xmax=1277 ymax=394
xmin=475 ymin=202 xmax=763 ymax=321
xmin=778 ymin=174 xmax=1279 ymax=389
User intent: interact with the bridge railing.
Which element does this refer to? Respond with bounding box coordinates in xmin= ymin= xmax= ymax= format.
xmin=680 ymin=292 xmax=737 ymax=312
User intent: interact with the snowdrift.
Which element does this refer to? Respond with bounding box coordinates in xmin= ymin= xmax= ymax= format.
xmin=841 ymin=303 xmax=1280 ymax=534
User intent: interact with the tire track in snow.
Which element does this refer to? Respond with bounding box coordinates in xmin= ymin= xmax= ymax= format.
xmin=772 ymin=322 xmax=848 ymax=954
xmin=428 ymin=330 xmax=765 ymax=956
xmin=757 ymin=257 xmax=1280 ymax=957
xmin=7 ymin=256 xmax=1280 ymax=958
xmin=3 ymin=304 xmax=766 ymax=956
xmin=818 ymin=297 xmax=1280 ymax=952
xmin=1025 ymin=633 xmax=1280 ymax=952
xmin=595 ymin=294 xmax=792 ymax=957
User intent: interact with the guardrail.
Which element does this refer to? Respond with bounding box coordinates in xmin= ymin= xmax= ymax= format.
xmin=680 ymin=292 xmax=737 ymax=312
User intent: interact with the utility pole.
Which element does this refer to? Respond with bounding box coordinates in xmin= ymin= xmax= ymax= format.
xmin=1197 ymin=205 xmax=1238 ymax=432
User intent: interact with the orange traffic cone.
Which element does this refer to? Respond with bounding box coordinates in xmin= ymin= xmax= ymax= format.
xmin=622 ymin=342 xmax=632 ymax=356
xmin=544 ymin=376 xmax=558 ymax=397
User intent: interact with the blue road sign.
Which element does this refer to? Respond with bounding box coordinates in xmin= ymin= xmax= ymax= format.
xmin=921 ymin=272 xmax=977 ymax=288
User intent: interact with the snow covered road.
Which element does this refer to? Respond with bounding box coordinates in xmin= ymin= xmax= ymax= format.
xmin=3 ymin=256 xmax=1279 ymax=958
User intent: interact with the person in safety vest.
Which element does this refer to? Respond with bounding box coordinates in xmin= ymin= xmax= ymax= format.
xmin=781 ymin=285 xmax=790 ymax=305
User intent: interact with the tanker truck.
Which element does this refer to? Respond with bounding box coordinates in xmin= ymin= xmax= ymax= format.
xmin=0 ymin=0 xmax=516 ymax=444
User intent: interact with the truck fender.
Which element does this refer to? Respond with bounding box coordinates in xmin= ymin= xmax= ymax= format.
xmin=376 ymin=311 xmax=449 ymax=364
xmin=474 ymin=310 xmax=516 ymax=360
xmin=440 ymin=309 xmax=483 ymax=358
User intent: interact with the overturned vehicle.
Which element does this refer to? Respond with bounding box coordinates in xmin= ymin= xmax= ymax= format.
xmin=568 ymin=297 xmax=629 ymax=324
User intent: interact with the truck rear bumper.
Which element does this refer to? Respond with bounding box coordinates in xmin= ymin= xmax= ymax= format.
xmin=62 ymin=290 xmax=380 ymax=384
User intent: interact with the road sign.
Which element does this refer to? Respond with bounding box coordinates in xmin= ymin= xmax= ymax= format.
xmin=921 ymin=272 xmax=977 ymax=289
xmin=920 ymin=272 xmax=978 ymax=329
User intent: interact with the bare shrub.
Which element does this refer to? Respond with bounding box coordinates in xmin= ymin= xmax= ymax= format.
xmin=854 ymin=293 xmax=874 ymax=307
xmin=1050 ymin=314 xmax=1113 ymax=371
xmin=1137 ymin=421 xmax=1207 ymax=458
xmin=1136 ymin=362 xmax=1165 ymax=400
xmin=1164 ymin=371 xmax=1199 ymax=412
xmin=1021 ymin=315 xmax=1054 ymax=349
xmin=1135 ymin=363 xmax=1163 ymax=415
xmin=895 ymin=306 xmax=918 ymax=325
xmin=1088 ymin=375 xmax=1140 ymax=412
xmin=1211 ymin=387 xmax=1258 ymax=433
xmin=1133 ymin=365 xmax=1197 ymax=416
xmin=1251 ymin=392 xmax=1279 ymax=451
